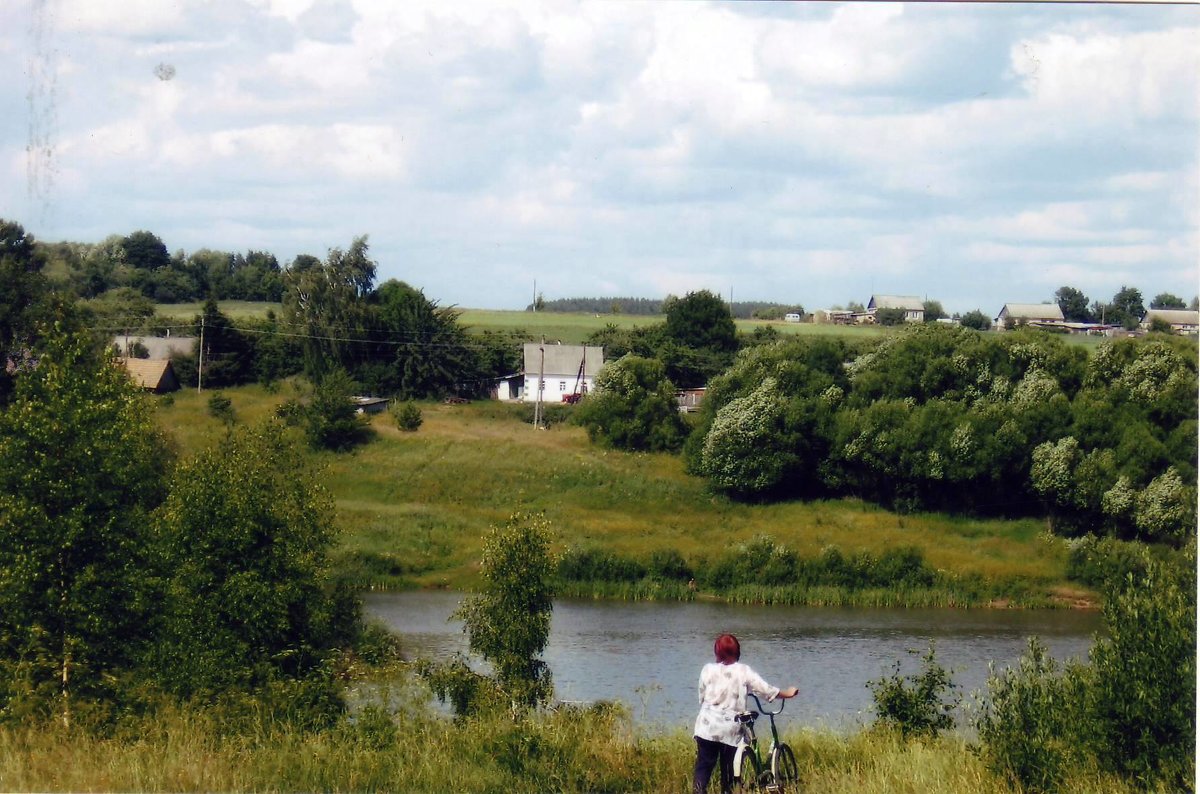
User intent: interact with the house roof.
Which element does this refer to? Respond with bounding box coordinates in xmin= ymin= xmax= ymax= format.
xmin=522 ymin=343 xmax=605 ymax=377
xmin=868 ymin=295 xmax=925 ymax=311
xmin=998 ymin=303 xmax=1064 ymax=321
xmin=1143 ymin=309 xmax=1199 ymax=325
xmin=119 ymin=357 xmax=177 ymax=390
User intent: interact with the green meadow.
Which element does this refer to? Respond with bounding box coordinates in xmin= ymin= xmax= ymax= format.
xmin=154 ymin=383 xmax=1089 ymax=607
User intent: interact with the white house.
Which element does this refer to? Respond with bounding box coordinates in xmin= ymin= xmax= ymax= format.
xmin=867 ymin=295 xmax=925 ymax=323
xmin=1141 ymin=309 xmax=1200 ymax=335
xmin=522 ymin=343 xmax=604 ymax=403
xmin=995 ymin=303 xmax=1065 ymax=328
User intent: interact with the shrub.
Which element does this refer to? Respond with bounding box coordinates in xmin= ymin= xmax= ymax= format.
xmin=868 ymin=644 xmax=959 ymax=739
xmin=206 ymin=392 xmax=235 ymax=423
xmin=304 ymin=369 xmax=372 ymax=451
xmin=557 ymin=547 xmax=646 ymax=583
xmin=574 ymin=355 xmax=687 ymax=452
xmin=391 ymin=401 xmax=422 ymax=432
xmin=976 ymin=638 xmax=1091 ymax=793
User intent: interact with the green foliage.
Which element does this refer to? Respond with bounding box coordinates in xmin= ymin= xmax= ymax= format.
xmin=206 ymin=392 xmax=235 ymax=424
xmin=304 ymin=369 xmax=372 ymax=451
xmin=976 ymin=638 xmax=1091 ymax=793
xmin=959 ymin=310 xmax=991 ymax=331
xmin=1086 ymin=548 xmax=1195 ymax=789
xmin=1149 ymin=292 xmax=1186 ymax=310
xmin=574 ymin=354 xmax=687 ymax=452
xmin=0 ymin=220 xmax=49 ymax=405
xmin=391 ymin=400 xmax=423 ymax=431
xmin=1055 ymin=286 xmax=1093 ymax=323
xmin=0 ymin=326 xmax=171 ymax=717
xmin=662 ymin=289 xmax=737 ymax=387
xmin=442 ymin=513 xmax=557 ymax=714
xmin=151 ymin=421 xmax=356 ymax=702
xmin=696 ymin=376 xmax=795 ymax=495
xmin=874 ymin=307 xmax=908 ymax=326
xmin=977 ymin=549 xmax=1196 ymax=792
xmin=868 ymin=644 xmax=959 ymax=739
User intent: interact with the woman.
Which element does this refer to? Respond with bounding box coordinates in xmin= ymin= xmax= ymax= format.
xmin=693 ymin=633 xmax=797 ymax=794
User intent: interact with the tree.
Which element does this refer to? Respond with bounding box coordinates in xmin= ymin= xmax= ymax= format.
xmin=665 ymin=290 xmax=737 ymax=353
xmin=1055 ymin=286 xmax=1092 ymax=323
xmin=696 ymin=377 xmax=797 ymax=496
xmin=1106 ymin=286 xmax=1145 ymax=330
xmin=0 ymin=325 xmax=171 ymax=720
xmin=960 ymin=309 xmax=991 ymax=331
xmin=195 ymin=298 xmax=254 ymax=388
xmin=922 ymin=300 xmax=946 ymax=323
xmin=151 ymin=422 xmax=355 ymax=700
xmin=0 ymin=220 xmax=49 ymax=405
xmin=371 ymin=280 xmax=479 ymax=399
xmin=120 ymin=230 xmax=170 ymax=272
xmin=453 ymin=513 xmax=556 ymax=711
xmin=875 ymin=307 xmax=907 ymax=326
xmin=1150 ymin=293 xmax=1186 ymax=310
xmin=304 ymin=368 xmax=372 ymax=451
xmin=575 ymin=354 xmax=688 ymax=452
xmin=282 ymin=236 xmax=376 ymax=379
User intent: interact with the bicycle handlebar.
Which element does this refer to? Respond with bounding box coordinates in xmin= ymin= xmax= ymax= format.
xmin=747 ymin=692 xmax=787 ymax=716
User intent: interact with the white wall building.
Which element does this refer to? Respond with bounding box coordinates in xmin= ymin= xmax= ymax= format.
xmin=522 ymin=343 xmax=605 ymax=403
xmin=867 ymin=295 xmax=925 ymax=323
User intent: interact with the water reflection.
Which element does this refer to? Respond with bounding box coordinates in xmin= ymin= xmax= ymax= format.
xmin=365 ymin=590 xmax=1101 ymax=731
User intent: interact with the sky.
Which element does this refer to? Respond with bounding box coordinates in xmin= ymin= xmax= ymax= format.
xmin=3 ymin=0 xmax=1198 ymax=314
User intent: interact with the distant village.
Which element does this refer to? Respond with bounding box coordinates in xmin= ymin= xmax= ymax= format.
xmin=112 ymin=293 xmax=1199 ymax=419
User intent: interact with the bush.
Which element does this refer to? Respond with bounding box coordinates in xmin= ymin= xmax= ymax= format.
xmin=206 ymin=392 xmax=235 ymax=423
xmin=574 ymin=355 xmax=687 ymax=452
xmin=391 ymin=401 xmax=422 ymax=432
xmin=304 ymin=369 xmax=372 ymax=451
xmin=868 ymin=644 xmax=959 ymax=739
xmin=557 ymin=547 xmax=646 ymax=583
xmin=976 ymin=638 xmax=1091 ymax=793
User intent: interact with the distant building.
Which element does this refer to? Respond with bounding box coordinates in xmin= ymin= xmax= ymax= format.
xmin=995 ymin=303 xmax=1065 ymax=328
xmin=867 ymin=295 xmax=925 ymax=323
xmin=1142 ymin=309 xmax=1200 ymax=335
xmin=351 ymin=396 xmax=390 ymax=414
xmin=522 ymin=343 xmax=604 ymax=403
xmin=676 ymin=387 xmax=706 ymax=413
xmin=111 ymin=335 xmax=196 ymax=359
xmin=119 ymin=358 xmax=180 ymax=393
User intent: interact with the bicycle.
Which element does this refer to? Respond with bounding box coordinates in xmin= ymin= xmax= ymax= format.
xmin=731 ymin=693 xmax=800 ymax=793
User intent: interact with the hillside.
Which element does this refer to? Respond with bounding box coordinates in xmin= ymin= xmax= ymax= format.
xmin=153 ymin=383 xmax=1090 ymax=606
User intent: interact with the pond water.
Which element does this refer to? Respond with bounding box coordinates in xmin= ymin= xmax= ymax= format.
xmin=364 ymin=590 xmax=1102 ymax=731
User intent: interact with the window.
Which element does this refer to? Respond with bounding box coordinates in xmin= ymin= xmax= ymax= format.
xmin=559 ymin=381 xmax=567 ymax=391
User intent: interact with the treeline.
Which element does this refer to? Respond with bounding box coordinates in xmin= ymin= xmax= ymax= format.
xmin=528 ymin=295 xmax=804 ymax=320
xmin=579 ymin=321 xmax=1197 ymax=545
xmin=42 ymin=230 xmax=287 ymax=303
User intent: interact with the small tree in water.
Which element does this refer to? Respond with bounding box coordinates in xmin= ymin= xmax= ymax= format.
xmin=426 ymin=514 xmax=556 ymax=715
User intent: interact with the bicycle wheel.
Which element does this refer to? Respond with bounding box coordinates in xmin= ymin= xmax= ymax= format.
xmin=771 ymin=744 xmax=800 ymax=792
xmin=734 ymin=748 xmax=763 ymax=792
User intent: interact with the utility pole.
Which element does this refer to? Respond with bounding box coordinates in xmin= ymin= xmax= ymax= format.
xmin=533 ymin=336 xmax=545 ymax=429
xmin=197 ymin=315 xmax=204 ymax=393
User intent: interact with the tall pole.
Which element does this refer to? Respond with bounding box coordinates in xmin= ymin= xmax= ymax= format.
xmin=533 ymin=336 xmax=545 ymax=429
xmin=197 ymin=315 xmax=204 ymax=393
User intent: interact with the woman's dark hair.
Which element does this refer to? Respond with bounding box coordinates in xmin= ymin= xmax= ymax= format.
xmin=714 ymin=633 xmax=741 ymax=664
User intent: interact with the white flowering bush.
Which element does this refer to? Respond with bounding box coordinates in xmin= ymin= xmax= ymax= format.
xmin=698 ymin=377 xmax=794 ymax=495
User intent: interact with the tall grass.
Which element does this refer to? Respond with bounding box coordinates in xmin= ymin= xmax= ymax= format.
xmin=0 ymin=695 xmax=1147 ymax=793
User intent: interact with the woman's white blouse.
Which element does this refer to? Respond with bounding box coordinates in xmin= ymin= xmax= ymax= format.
xmin=693 ymin=661 xmax=780 ymax=746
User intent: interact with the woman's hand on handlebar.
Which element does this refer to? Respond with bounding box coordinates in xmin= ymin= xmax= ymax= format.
xmin=779 ymin=687 xmax=798 ymax=699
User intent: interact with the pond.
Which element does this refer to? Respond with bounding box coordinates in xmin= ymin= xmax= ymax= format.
xmin=364 ymin=591 xmax=1102 ymax=731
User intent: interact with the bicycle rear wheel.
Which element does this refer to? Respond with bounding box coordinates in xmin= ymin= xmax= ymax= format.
xmin=771 ymin=744 xmax=799 ymax=792
xmin=734 ymin=748 xmax=763 ymax=792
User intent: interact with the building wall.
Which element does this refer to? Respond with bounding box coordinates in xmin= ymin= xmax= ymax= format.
xmin=523 ymin=375 xmax=596 ymax=402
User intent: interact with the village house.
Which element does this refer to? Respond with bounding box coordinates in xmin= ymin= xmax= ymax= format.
xmin=1141 ymin=309 xmax=1200 ymax=335
xmin=118 ymin=357 xmax=180 ymax=393
xmin=676 ymin=387 xmax=706 ymax=413
xmin=994 ymin=303 xmax=1065 ymax=329
xmin=867 ymin=295 xmax=925 ymax=323
xmin=521 ymin=343 xmax=604 ymax=403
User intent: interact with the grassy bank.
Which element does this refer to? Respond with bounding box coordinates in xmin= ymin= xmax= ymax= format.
xmin=0 ymin=691 xmax=1144 ymax=794
xmin=152 ymin=385 xmax=1092 ymax=607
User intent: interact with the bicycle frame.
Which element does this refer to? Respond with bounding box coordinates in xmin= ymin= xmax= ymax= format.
xmin=731 ymin=694 xmax=789 ymax=792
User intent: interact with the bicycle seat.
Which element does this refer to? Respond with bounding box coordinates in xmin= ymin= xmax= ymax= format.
xmin=734 ymin=711 xmax=757 ymax=724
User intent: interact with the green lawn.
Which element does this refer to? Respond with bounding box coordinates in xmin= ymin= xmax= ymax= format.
xmin=152 ymin=384 xmax=1088 ymax=604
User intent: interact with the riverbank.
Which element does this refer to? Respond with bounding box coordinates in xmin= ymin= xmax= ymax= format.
xmin=153 ymin=387 xmax=1097 ymax=608
xmin=0 ymin=689 xmax=1144 ymax=793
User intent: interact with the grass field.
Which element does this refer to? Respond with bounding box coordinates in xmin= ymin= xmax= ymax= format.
xmin=153 ymin=383 xmax=1089 ymax=606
